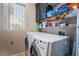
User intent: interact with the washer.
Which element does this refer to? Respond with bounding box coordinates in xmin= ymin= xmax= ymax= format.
xmin=26 ymin=32 xmax=69 ymax=56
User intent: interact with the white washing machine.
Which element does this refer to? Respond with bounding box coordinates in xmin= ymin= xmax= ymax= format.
xmin=26 ymin=32 xmax=69 ymax=56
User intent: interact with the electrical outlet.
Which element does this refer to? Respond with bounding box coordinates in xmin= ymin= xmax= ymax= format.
xmin=10 ymin=41 xmax=13 ymax=45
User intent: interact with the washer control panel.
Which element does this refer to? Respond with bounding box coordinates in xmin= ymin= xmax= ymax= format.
xmin=33 ymin=38 xmax=47 ymax=50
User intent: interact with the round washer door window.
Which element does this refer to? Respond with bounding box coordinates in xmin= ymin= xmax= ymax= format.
xmin=25 ymin=37 xmax=29 ymax=51
xmin=30 ymin=45 xmax=38 ymax=56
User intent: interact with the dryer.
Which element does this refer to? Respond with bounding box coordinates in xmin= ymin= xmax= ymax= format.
xmin=26 ymin=32 xmax=69 ymax=56
xmin=25 ymin=33 xmax=34 ymax=55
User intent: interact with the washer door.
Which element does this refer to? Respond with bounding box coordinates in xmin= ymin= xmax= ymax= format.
xmin=30 ymin=42 xmax=41 ymax=56
xmin=25 ymin=37 xmax=29 ymax=51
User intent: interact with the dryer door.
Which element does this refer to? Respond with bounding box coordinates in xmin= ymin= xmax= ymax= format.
xmin=25 ymin=37 xmax=29 ymax=51
xmin=25 ymin=37 xmax=29 ymax=55
xmin=30 ymin=42 xmax=41 ymax=56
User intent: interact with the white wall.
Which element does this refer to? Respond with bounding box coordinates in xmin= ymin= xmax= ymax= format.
xmin=0 ymin=3 xmax=36 ymax=55
xmin=25 ymin=3 xmax=36 ymax=32
xmin=0 ymin=4 xmax=2 ymax=31
xmin=0 ymin=31 xmax=26 ymax=55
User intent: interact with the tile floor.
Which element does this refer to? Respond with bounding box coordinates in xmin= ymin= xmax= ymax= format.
xmin=13 ymin=51 xmax=26 ymax=56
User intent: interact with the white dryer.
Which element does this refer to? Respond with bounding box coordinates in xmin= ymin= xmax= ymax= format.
xmin=26 ymin=32 xmax=69 ymax=56
xmin=25 ymin=33 xmax=34 ymax=55
xmin=25 ymin=32 xmax=40 ymax=56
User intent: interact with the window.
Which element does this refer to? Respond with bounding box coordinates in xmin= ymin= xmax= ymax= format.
xmin=3 ymin=3 xmax=25 ymax=31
